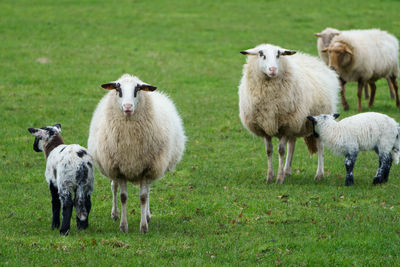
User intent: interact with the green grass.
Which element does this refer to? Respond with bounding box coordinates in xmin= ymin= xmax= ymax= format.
xmin=1 ymin=0 xmax=400 ymax=265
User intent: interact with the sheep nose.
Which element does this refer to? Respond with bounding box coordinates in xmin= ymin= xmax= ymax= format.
xmin=123 ymin=104 xmax=132 ymax=110
xmin=269 ymin=67 xmax=277 ymax=73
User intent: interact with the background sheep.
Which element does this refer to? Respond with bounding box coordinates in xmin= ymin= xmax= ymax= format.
xmin=239 ymin=44 xmax=339 ymax=184
xmin=322 ymin=29 xmax=399 ymax=111
xmin=88 ymin=74 xmax=186 ymax=233
xmin=28 ymin=124 xmax=94 ymax=235
xmin=307 ymin=113 xmax=400 ymax=186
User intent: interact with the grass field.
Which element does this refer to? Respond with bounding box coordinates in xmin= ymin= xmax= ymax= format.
xmin=1 ymin=0 xmax=400 ymax=265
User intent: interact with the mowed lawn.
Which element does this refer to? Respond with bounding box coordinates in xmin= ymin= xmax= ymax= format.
xmin=1 ymin=0 xmax=400 ymax=265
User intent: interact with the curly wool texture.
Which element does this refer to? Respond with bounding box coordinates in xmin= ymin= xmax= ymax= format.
xmin=315 ymin=112 xmax=400 ymax=163
xmin=330 ymin=29 xmax=399 ymax=82
xmin=239 ymin=49 xmax=339 ymax=141
xmin=88 ymin=78 xmax=186 ymax=184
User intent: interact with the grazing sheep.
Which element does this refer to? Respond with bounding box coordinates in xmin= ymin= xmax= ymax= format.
xmin=322 ymin=29 xmax=399 ymax=111
xmin=307 ymin=113 xmax=400 ymax=186
xmin=28 ymin=124 xmax=94 ymax=235
xmin=88 ymin=74 xmax=186 ymax=233
xmin=239 ymin=44 xmax=339 ymax=184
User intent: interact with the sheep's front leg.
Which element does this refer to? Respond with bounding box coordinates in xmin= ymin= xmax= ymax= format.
xmin=284 ymin=138 xmax=296 ymax=177
xmin=314 ymin=138 xmax=324 ymax=180
xmin=111 ymin=180 xmax=120 ymax=220
xmin=59 ymin=191 xmax=73 ymax=235
xmin=276 ymin=137 xmax=288 ymax=184
xmin=357 ymin=81 xmax=365 ymax=112
xmin=368 ymin=82 xmax=376 ymax=107
xmin=344 ymin=152 xmax=358 ymax=186
xmin=139 ymin=181 xmax=150 ymax=233
xmin=49 ymin=182 xmax=60 ymax=229
xmin=373 ymin=152 xmax=393 ymax=184
xmin=264 ymin=137 xmax=274 ymax=183
xmin=119 ymin=180 xmax=128 ymax=233
xmin=340 ymin=78 xmax=349 ymax=110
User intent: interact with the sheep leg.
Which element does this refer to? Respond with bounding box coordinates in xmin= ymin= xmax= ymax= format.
xmin=264 ymin=137 xmax=274 ymax=183
xmin=364 ymin=83 xmax=369 ymax=99
xmin=344 ymin=152 xmax=358 ymax=186
xmin=339 ymin=78 xmax=349 ymax=110
xmin=146 ymin=189 xmax=151 ymax=223
xmin=373 ymin=152 xmax=393 ymax=184
xmin=368 ymin=82 xmax=376 ymax=107
xmin=390 ymin=76 xmax=400 ymax=107
xmin=139 ymin=181 xmax=150 ymax=233
xmin=49 ymin=182 xmax=60 ymax=229
xmin=276 ymin=137 xmax=288 ymax=184
xmin=59 ymin=191 xmax=73 ymax=235
xmin=357 ymin=81 xmax=364 ymax=112
xmin=386 ymin=77 xmax=395 ymax=99
xmin=314 ymin=138 xmax=324 ymax=180
xmin=284 ymin=138 xmax=296 ymax=177
xmin=77 ymin=194 xmax=91 ymax=230
xmin=111 ymin=180 xmax=120 ymax=220
xmin=119 ymin=180 xmax=128 ymax=233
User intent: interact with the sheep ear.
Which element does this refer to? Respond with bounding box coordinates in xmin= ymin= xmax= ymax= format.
xmin=322 ymin=47 xmax=329 ymax=53
xmin=101 ymin=82 xmax=119 ymax=90
xmin=28 ymin=128 xmax=46 ymax=137
xmin=240 ymin=48 xmax=259 ymax=55
xmin=279 ymin=50 xmax=296 ymax=56
xmin=314 ymin=33 xmax=322 ymax=38
xmin=333 ymin=113 xmax=340 ymax=119
xmin=307 ymin=116 xmax=316 ymax=122
xmin=137 ymin=84 xmax=157 ymax=92
xmin=28 ymin=128 xmax=39 ymax=134
xmin=344 ymin=47 xmax=353 ymax=55
xmin=54 ymin=124 xmax=62 ymax=131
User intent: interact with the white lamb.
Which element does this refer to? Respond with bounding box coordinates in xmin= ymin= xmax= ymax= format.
xmin=239 ymin=44 xmax=339 ymax=184
xmin=28 ymin=124 xmax=94 ymax=235
xmin=88 ymin=74 xmax=186 ymax=233
xmin=307 ymin=112 xmax=400 ymax=186
xmin=322 ymin=29 xmax=399 ymax=111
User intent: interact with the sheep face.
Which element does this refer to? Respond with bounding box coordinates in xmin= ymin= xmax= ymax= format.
xmin=240 ymin=44 xmax=296 ymax=78
xmin=28 ymin=124 xmax=62 ymax=152
xmin=323 ymin=42 xmax=353 ymax=71
xmin=314 ymin=28 xmax=340 ymax=49
xmin=101 ymin=75 xmax=157 ymax=116
xmin=307 ymin=114 xmax=340 ymax=137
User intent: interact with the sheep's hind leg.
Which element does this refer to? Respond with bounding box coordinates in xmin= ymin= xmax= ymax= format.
xmin=314 ymin=138 xmax=324 ymax=180
xmin=390 ymin=75 xmax=400 ymax=107
xmin=146 ymin=187 xmax=151 ymax=223
xmin=364 ymin=83 xmax=369 ymax=99
xmin=276 ymin=137 xmax=288 ymax=184
xmin=373 ymin=152 xmax=393 ymax=184
xmin=387 ymin=77 xmax=395 ymax=99
xmin=264 ymin=137 xmax=274 ymax=183
xmin=49 ymin=182 xmax=61 ymax=229
xmin=77 ymin=194 xmax=91 ymax=230
xmin=59 ymin=191 xmax=73 ymax=235
xmin=340 ymin=78 xmax=349 ymax=110
xmin=284 ymin=138 xmax=296 ymax=177
xmin=344 ymin=152 xmax=358 ymax=186
xmin=119 ymin=180 xmax=128 ymax=232
xmin=368 ymin=82 xmax=376 ymax=107
xmin=357 ymin=81 xmax=364 ymax=112
xmin=139 ymin=181 xmax=150 ymax=233
xmin=111 ymin=180 xmax=120 ymax=220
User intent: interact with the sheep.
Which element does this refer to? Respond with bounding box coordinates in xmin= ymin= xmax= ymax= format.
xmin=28 ymin=124 xmax=94 ymax=235
xmin=322 ymin=29 xmax=400 ymax=112
xmin=239 ymin=43 xmax=339 ymax=184
xmin=315 ymin=28 xmax=396 ymax=110
xmin=307 ymin=112 xmax=400 ymax=186
xmin=88 ymin=74 xmax=186 ymax=233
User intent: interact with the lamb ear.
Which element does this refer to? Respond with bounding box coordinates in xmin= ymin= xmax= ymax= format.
xmin=307 ymin=116 xmax=316 ymax=122
xmin=28 ymin=128 xmax=38 ymax=134
xmin=333 ymin=113 xmax=340 ymax=119
xmin=101 ymin=82 xmax=119 ymax=90
xmin=28 ymin=128 xmax=46 ymax=137
xmin=54 ymin=124 xmax=62 ymax=131
xmin=279 ymin=50 xmax=296 ymax=56
xmin=240 ymin=48 xmax=259 ymax=55
xmin=314 ymin=33 xmax=322 ymax=38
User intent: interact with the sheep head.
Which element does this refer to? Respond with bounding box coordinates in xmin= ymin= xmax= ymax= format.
xmin=28 ymin=124 xmax=62 ymax=153
xmin=240 ymin=44 xmax=296 ymax=78
xmin=101 ymin=74 xmax=157 ymax=116
xmin=322 ymin=42 xmax=353 ymax=71
xmin=314 ymin=28 xmax=340 ymax=49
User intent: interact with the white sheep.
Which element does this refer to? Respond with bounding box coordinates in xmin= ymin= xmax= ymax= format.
xmin=307 ymin=112 xmax=400 ymax=186
xmin=28 ymin=124 xmax=94 ymax=235
xmin=239 ymin=44 xmax=339 ymax=184
xmin=322 ymin=29 xmax=399 ymax=111
xmin=88 ymin=74 xmax=186 ymax=233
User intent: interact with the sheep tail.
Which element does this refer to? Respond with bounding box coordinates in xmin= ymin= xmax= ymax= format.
xmin=392 ymin=126 xmax=400 ymax=165
xmin=304 ymin=135 xmax=318 ymax=155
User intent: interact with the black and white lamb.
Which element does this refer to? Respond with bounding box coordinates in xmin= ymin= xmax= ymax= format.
xmin=28 ymin=124 xmax=94 ymax=235
xmin=307 ymin=113 xmax=400 ymax=186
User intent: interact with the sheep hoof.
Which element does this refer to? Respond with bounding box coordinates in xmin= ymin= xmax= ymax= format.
xmin=120 ymin=223 xmax=128 ymax=233
xmin=343 ymin=104 xmax=349 ymax=111
xmin=284 ymin=171 xmax=291 ymax=178
xmin=345 ymin=179 xmax=354 ymax=186
xmin=51 ymin=221 xmax=60 ymax=230
xmin=140 ymin=223 xmax=148 ymax=234
xmin=60 ymin=228 xmax=70 ymax=236
xmin=314 ymin=173 xmax=324 ymax=181
xmin=266 ymin=173 xmax=274 ymax=184
xmin=276 ymin=178 xmax=284 ymax=184
xmin=373 ymin=177 xmax=383 ymax=185
xmin=111 ymin=210 xmax=120 ymax=220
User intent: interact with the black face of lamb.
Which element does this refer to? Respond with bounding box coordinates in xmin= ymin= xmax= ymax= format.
xmin=59 ymin=192 xmax=73 ymax=236
xmin=373 ymin=153 xmax=393 ymax=185
xmin=49 ymin=182 xmax=61 ymax=229
xmin=344 ymin=152 xmax=358 ymax=186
